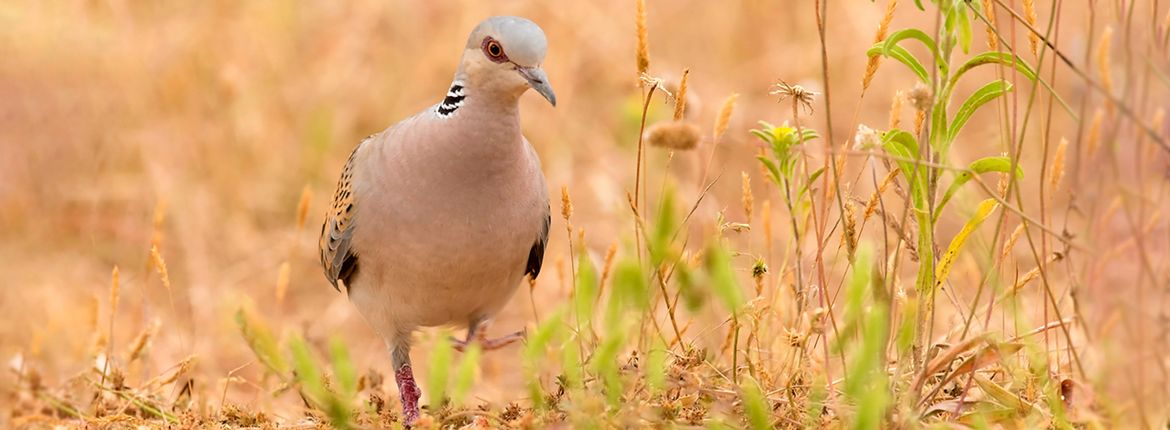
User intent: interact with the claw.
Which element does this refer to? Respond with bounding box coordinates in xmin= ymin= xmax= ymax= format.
xmin=450 ymin=327 xmax=526 ymax=352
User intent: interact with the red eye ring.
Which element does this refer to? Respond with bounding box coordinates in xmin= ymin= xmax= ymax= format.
xmin=482 ymin=37 xmax=508 ymax=63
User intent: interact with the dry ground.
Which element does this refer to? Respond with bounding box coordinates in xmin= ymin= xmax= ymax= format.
xmin=2 ymin=1 xmax=1169 ymax=428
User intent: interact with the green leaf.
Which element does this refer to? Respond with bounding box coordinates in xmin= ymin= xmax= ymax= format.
xmin=572 ymin=249 xmax=598 ymax=336
xmin=796 ymin=167 xmax=827 ymax=203
xmin=741 ymin=376 xmax=772 ymax=430
xmin=329 ymin=337 xmax=358 ymax=401
xmin=756 ymin=156 xmax=783 ymax=185
xmin=948 ymin=80 xmax=1013 ymax=141
xmin=955 ymin=5 xmax=973 ymax=53
xmin=235 ymin=307 xmax=289 ymax=378
xmin=288 ymin=335 xmax=326 ymax=409
xmin=935 ymin=199 xmax=999 ymax=291
xmin=606 ymin=260 xmax=648 ymax=330
xmin=592 ymin=329 xmax=626 ymax=407
xmin=646 ymin=338 xmax=668 ymax=394
xmin=881 ymin=28 xmax=942 ymax=68
xmin=881 ymin=130 xmax=929 ymax=211
xmin=650 ymin=188 xmax=679 ymax=266
xmin=867 ymin=44 xmax=930 ymax=84
xmin=935 ymin=156 xmax=1022 ymax=221
xmin=524 ymin=309 xmax=565 ymax=410
xmin=950 ymin=52 xmax=1037 ymax=87
xmin=427 ymin=329 xmax=454 ymax=407
xmin=706 ymin=240 xmax=745 ymax=314
xmin=451 ymin=344 xmax=481 ymax=406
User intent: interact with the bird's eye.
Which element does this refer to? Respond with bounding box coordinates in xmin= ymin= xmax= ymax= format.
xmin=482 ymin=37 xmax=507 ymax=62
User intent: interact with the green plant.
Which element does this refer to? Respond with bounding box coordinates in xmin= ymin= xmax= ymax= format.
xmin=866 ymin=0 xmax=1031 ymax=369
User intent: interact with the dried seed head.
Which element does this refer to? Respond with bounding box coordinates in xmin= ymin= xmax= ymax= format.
xmin=853 ymin=124 xmax=880 ymax=150
xmin=1086 ymin=108 xmax=1104 ymax=158
xmin=907 ymin=84 xmax=932 ymax=112
xmin=275 ymin=261 xmax=291 ymax=304
xmin=150 ymin=199 xmax=167 ymax=251
xmin=889 ymin=91 xmax=904 ymax=130
xmin=295 ymin=185 xmax=312 ymax=231
xmin=914 ymin=110 xmax=926 ymax=136
xmin=982 ymin=0 xmax=999 ymax=50
xmin=599 ymin=241 xmax=619 ymax=287
xmin=713 ymin=93 xmax=740 ymax=141
xmin=741 ymin=172 xmax=754 ymax=223
xmin=1097 ymin=26 xmax=1114 ymax=94
xmin=1001 ymin=223 xmax=1025 ymax=263
xmin=863 ymin=170 xmax=899 ymax=222
xmin=875 ymin=0 xmax=897 ymax=43
xmin=109 ymin=266 xmax=121 ymax=319
xmin=1049 ymin=138 xmax=1068 ymax=195
xmin=635 ymin=0 xmax=650 ymax=78
xmin=842 ymin=201 xmax=858 ymax=259
xmin=770 ymin=80 xmax=817 ymax=114
xmin=127 ymin=319 xmax=160 ymax=363
xmin=560 ymin=185 xmax=574 ymax=222
xmin=150 ymin=245 xmax=171 ymax=292
xmin=87 ymin=293 xmax=100 ymax=331
xmin=646 ymin=121 xmax=701 ymax=150
xmin=863 ymin=0 xmax=898 ymax=90
xmin=1023 ymin=0 xmax=1039 ymax=56
xmin=673 ymin=69 xmax=690 ymax=121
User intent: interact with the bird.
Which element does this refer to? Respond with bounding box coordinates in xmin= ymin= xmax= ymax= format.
xmin=318 ymin=16 xmax=554 ymax=426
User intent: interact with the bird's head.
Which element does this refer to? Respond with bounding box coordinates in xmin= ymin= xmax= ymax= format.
xmin=458 ymin=16 xmax=556 ymax=107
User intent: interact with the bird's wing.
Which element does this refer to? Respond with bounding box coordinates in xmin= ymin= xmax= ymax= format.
xmin=525 ymin=204 xmax=551 ymax=279
xmin=319 ymin=134 xmax=374 ymax=291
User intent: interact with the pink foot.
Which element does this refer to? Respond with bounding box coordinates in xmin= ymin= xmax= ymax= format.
xmin=451 ymin=329 xmax=526 ymax=352
xmin=395 ymin=364 xmax=421 ymax=426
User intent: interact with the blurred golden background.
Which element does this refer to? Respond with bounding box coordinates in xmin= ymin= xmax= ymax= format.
xmin=2 ymin=0 xmax=1168 ymax=426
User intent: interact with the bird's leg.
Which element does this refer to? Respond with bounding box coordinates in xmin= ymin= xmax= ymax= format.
xmin=451 ymin=320 xmax=526 ymax=352
xmin=390 ymin=340 xmax=421 ymax=426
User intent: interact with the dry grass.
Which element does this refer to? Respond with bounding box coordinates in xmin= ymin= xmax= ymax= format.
xmin=2 ymin=1 xmax=1169 ymax=429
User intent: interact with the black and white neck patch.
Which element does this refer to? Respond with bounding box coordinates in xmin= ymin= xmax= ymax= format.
xmin=436 ymin=83 xmax=466 ymax=117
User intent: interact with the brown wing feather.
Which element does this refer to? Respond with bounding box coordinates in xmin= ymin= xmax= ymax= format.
xmin=319 ymin=136 xmax=370 ymax=291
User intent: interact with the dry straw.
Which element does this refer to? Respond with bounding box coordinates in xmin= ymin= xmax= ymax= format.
xmin=1148 ymin=108 xmax=1166 ymax=160
xmin=863 ymin=0 xmax=898 ymax=90
xmin=599 ymin=242 xmax=619 ymax=290
xmin=635 ymin=0 xmax=649 ymax=78
xmin=674 ymin=69 xmax=690 ymax=121
xmin=1023 ymin=0 xmax=1039 ymax=56
xmin=741 ymin=172 xmax=754 ymax=223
